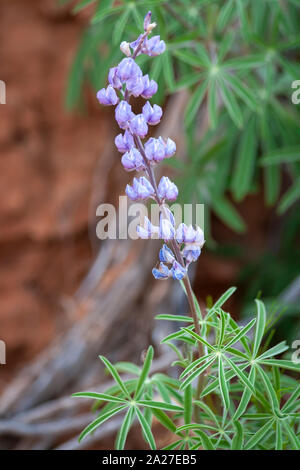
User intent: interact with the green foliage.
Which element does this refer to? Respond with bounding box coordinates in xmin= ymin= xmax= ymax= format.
xmin=73 ymin=288 xmax=300 ymax=450
xmin=65 ymin=0 xmax=300 ymax=233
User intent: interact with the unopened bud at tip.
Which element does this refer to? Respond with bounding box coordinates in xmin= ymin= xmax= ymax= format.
xmin=120 ymin=41 xmax=131 ymax=57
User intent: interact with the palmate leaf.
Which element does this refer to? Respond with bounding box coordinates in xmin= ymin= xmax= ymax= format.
xmin=218 ymin=77 xmax=243 ymax=128
xmin=184 ymin=79 xmax=209 ymax=127
xmin=244 ymin=418 xmax=274 ymax=450
xmin=231 ymin=115 xmax=257 ymax=201
xmin=72 ymin=392 xmax=127 ymax=404
xmin=218 ymin=355 xmax=230 ymax=410
xmin=79 ymin=404 xmax=127 ymax=442
xmin=252 ymin=299 xmax=267 ymax=358
xmin=212 ymin=196 xmax=246 ymax=233
xmin=180 ymin=356 xmax=216 ymax=390
xmin=232 ymin=421 xmax=244 ymax=450
xmin=116 ymin=406 xmax=135 ymax=450
xmin=99 ymin=356 xmax=131 ymax=398
xmin=282 ymin=420 xmax=300 ymax=450
xmin=134 ymin=346 xmax=154 ymax=400
xmin=136 ymin=407 xmax=156 ymax=450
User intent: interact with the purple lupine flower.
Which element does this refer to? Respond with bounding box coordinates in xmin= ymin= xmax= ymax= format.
xmin=115 ymin=101 xmax=134 ymax=129
xmin=141 ymin=75 xmax=158 ymax=99
xmin=143 ymin=11 xmax=152 ymax=31
xmin=152 ymin=262 xmax=171 ymax=280
xmin=144 ymin=137 xmax=166 ymax=163
xmin=158 ymin=176 xmax=178 ymax=201
xmin=126 ymin=75 xmax=145 ymax=97
xmin=182 ymin=246 xmax=202 ymax=264
xmin=130 ymin=34 xmax=143 ymax=54
xmin=121 ymin=148 xmax=145 ymax=172
xmin=130 ymin=114 xmax=148 ymax=138
xmin=176 ymin=224 xmax=205 ymax=245
xmin=126 ymin=176 xmax=155 ymax=201
xmin=97 ymin=85 xmax=119 ymax=106
xmin=137 ymin=216 xmax=158 ymax=239
xmin=159 ymin=244 xmax=175 ymax=264
xmin=108 ymin=67 xmax=123 ymax=89
xmin=117 ymin=58 xmax=142 ymax=82
xmin=144 ymin=35 xmax=166 ymax=56
xmin=142 ymin=101 xmax=162 ymax=125
xmin=164 ymin=137 xmax=176 ymax=158
xmin=159 ymin=213 xmax=175 ymax=240
xmin=115 ymin=130 xmax=135 ymax=153
xmin=171 ymin=261 xmax=186 ymax=280
xmin=120 ymin=41 xmax=131 ymax=57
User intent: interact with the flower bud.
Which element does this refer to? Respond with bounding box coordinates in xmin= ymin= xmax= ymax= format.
xmin=171 ymin=261 xmax=186 ymax=280
xmin=145 ymin=137 xmax=165 ymax=162
xmin=130 ymin=114 xmax=148 ymax=138
xmin=159 ymin=244 xmax=175 ymax=264
xmin=142 ymin=101 xmax=162 ymax=125
xmin=97 ymin=85 xmax=119 ymax=106
xmin=121 ymin=148 xmax=145 ymax=172
xmin=152 ymin=262 xmax=171 ymax=280
xmin=158 ymin=176 xmax=178 ymax=201
xmin=115 ymin=130 xmax=135 ymax=153
xmin=120 ymin=41 xmax=131 ymax=57
xmin=126 ymin=177 xmax=155 ymax=201
xmin=141 ymin=75 xmax=158 ymax=99
xmin=115 ymin=101 xmax=134 ymax=129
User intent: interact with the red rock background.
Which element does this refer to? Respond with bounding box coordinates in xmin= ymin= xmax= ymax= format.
xmin=0 ymin=0 xmax=284 ymax=391
xmin=0 ymin=0 xmax=117 ymax=386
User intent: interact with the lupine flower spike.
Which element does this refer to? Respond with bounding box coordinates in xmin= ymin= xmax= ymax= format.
xmin=96 ymin=11 xmax=205 ymax=281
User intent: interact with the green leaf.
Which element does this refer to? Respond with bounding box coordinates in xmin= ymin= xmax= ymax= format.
xmin=138 ymin=400 xmax=183 ymax=413
xmin=72 ymin=392 xmax=127 ymax=404
xmin=257 ymin=341 xmax=289 ymax=360
xmin=282 ymin=385 xmax=300 ymax=413
xmin=275 ymin=420 xmax=283 ymax=450
xmin=180 ymin=353 xmax=214 ymax=379
xmin=222 ymin=54 xmax=265 ymax=70
xmin=115 ymin=406 xmax=135 ymax=450
xmin=232 ymin=421 xmax=244 ymax=450
xmin=244 ymin=419 xmax=274 ymax=450
xmin=92 ymin=5 xmax=124 ymax=24
xmin=180 ymin=356 xmax=216 ymax=390
xmin=79 ymin=405 xmax=127 ymax=442
xmin=218 ymin=355 xmax=230 ymax=410
xmin=260 ymin=147 xmax=300 ymax=165
xmin=183 ymin=385 xmax=193 ymax=425
xmin=184 ymin=79 xmax=209 ymax=127
xmin=212 ymin=197 xmax=246 ymax=233
xmin=224 ymin=318 xmax=256 ymax=350
xmin=224 ymin=356 xmax=256 ymax=396
xmin=218 ymin=311 xmax=228 ymax=347
xmin=113 ymin=7 xmax=131 ymax=45
xmin=135 ymin=346 xmax=154 ymax=400
xmin=73 ymin=0 xmax=96 ymax=13
xmin=196 ymin=429 xmax=216 ymax=450
xmin=115 ymin=362 xmax=141 ymax=376
xmin=209 ymin=287 xmax=237 ymax=312
xmin=216 ymin=0 xmax=235 ymax=32
xmin=208 ymin=78 xmax=218 ymax=129
xmin=151 ymin=408 xmax=176 ymax=433
xmin=218 ymin=78 xmax=243 ymax=128
xmin=181 ymin=327 xmax=215 ymax=352
xmin=173 ymin=50 xmax=202 ymax=67
xmin=278 ymin=182 xmax=300 ymax=214
xmin=253 ymin=299 xmax=267 ymax=358
xmin=99 ymin=356 xmax=130 ymax=398
xmin=282 ymin=420 xmax=300 ymax=450
xmin=232 ymin=116 xmax=257 ymax=200
xmin=257 ymin=366 xmax=280 ymax=414
xmin=136 ymin=407 xmax=156 ymax=450
xmin=258 ymin=359 xmax=300 ymax=372
xmin=155 ymin=314 xmax=193 ymax=322
xmin=224 ymin=72 xmax=258 ymax=110
xmin=233 ymin=366 xmax=256 ymax=420
xmin=163 ymin=52 xmax=175 ymax=90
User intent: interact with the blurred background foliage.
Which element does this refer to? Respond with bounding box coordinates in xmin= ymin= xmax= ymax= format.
xmin=62 ymin=0 xmax=300 ymax=340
